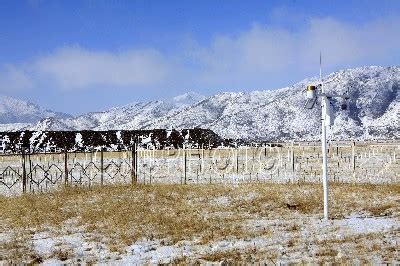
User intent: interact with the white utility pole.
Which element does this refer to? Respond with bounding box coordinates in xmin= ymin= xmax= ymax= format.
xmin=320 ymin=52 xmax=329 ymax=220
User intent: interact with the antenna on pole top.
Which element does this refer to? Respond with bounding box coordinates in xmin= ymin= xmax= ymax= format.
xmin=319 ymin=51 xmax=322 ymax=81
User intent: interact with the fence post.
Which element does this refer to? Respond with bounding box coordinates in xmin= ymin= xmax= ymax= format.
xmin=184 ymin=147 xmax=187 ymax=185
xmin=100 ymin=149 xmax=104 ymax=186
xmin=352 ymin=142 xmax=356 ymax=172
xmin=136 ymin=144 xmax=139 ymax=183
xmin=21 ymin=150 xmax=27 ymax=193
xmin=28 ymin=152 xmax=32 ymax=192
xmin=201 ymin=145 xmax=205 ymax=175
xmin=149 ymin=166 xmax=152 ymax=185
xmin=131 ymin=144 xmax=136 ymax=185
xmin=291 ymin=146 xmax=295 ymax=173
xmin=236 ymin=148 xmax=239 ymax=174
xmin=64 ymin=149 xmax=68 ymax=187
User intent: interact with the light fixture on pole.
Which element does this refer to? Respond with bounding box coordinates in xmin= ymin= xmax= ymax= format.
xmin=305 ymin=54 xmax=350 ymax=220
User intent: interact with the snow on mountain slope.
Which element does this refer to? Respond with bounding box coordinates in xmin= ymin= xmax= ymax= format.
xmin=147 ymin=88 xmax=317 ymax=140
xmin=90 ymin=101 xmax=180 ymax=130
xmin=28 ymin=95 xmax=205 ymax=132
xmin=170 ymin=91 xmax=206 ymax=108
xmin=2 ymin=66 xmax=399 ymax=141
xmin=0 ymin=122 xmax=29 ymax=132
xmin=0 ymin=95 xmax=72 ymax=124
xmin=145 ymin=66 xmax=399 ymax=140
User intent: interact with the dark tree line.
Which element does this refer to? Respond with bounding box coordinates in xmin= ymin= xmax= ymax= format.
xmin=0 ymin=129 xmax=224 ymax=154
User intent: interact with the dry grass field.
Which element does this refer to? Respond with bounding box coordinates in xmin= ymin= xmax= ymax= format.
xmin=1 ymin=182 xmax=399 ymax=264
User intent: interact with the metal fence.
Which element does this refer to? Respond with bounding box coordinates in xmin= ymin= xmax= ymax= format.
xmin=0 ymin=149 xmax=138 ymax=195
xmin=0 ymin=142 xmax=399 ymax=195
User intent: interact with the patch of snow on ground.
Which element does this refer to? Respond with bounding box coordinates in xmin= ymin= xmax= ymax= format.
xmin=340 ymin=214 xmax=397 ymax=234
xmin=6 ymin=212 xmax=400 ymax=264
xmin=123 ymin=240 xmax=191 ymax=264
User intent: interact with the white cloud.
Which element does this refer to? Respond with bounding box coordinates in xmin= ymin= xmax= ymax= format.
xmin=0 ymin=64 xmax=34 ymax=92
xmin=189 ymin=16 xmax=400 ymax=88
xmin=1 ymin=16 xmax=399 ymax=93
xmin=35 ymin=46 xmax=173 ymax=89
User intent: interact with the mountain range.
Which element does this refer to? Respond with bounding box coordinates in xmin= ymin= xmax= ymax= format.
xmin=0 ymin=95 xmax=71 ymax=124
xmin=0 ymin=66 xmax=398 ymax=141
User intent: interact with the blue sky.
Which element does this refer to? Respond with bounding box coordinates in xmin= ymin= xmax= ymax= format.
xmin=0 ymin=0 xmax=399 ymax=114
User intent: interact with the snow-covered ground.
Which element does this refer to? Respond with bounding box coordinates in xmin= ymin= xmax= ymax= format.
xmin=1 ymin=215 xmax=391 ymax=264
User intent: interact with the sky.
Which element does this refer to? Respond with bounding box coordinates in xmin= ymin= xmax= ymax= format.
xmin=0 ymin=0 xmax=399 ymax=115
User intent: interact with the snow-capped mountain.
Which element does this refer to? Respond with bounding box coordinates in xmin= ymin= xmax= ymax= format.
xmin=1 ymin=66 xmax=399 ymax=141
xmin=0 ymin=95 xmax=72 ymax=124
xmin=170 ymin=92 xmax=206 ymax=108
xmin=147 ymin=66 xmax=399 ymax=140
xmin=27 ymin=92 xmax=206 ymax=132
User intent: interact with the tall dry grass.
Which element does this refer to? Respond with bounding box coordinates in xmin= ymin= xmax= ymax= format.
xmin=1 ymin=182 xmax=399 ymax=261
